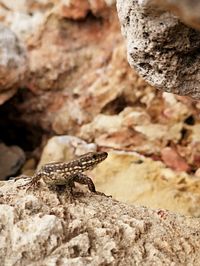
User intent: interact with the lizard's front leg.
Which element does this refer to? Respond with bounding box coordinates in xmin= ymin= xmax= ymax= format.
xmin=72 ymin=173 xmax=111 ymax=197
xmin=72 ymin=173 xmax=96 ymax=192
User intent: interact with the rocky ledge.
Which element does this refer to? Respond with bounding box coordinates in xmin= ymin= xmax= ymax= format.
xmin=0 ymin=179 xmax=200 ymax=265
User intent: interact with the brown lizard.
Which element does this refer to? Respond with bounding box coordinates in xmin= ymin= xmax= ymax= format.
xmin=17 ymin=151 xmax=108 ymax=194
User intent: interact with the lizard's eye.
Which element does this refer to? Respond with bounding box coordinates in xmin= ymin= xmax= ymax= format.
xmin=92 ymin=154 xmax=97 ymax=160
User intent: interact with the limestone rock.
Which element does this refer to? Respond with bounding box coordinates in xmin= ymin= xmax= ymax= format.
xmin=0 ymin=0 xmax=116 ymax=40
xmin=0 ymin=180 xmax=200 ymax=265
xmin=116 ymin=0 xmax=200 ymax=99
xmin=80 ymin=106 xmax=184 ymax=154
xmin=161 ymin=146 xmax=190 ymax=172
xmin=151 ymin=0 xmax=200 ymax=30
xmin=0 ymin=24 xmax=27 ymax=104
xmin=93 ymin=150 xmax=200 ymax=217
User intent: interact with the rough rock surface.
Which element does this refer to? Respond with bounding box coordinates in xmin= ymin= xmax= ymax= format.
xmin=0 ymin=0 xmax=116 ymax=40
xmin=6 ymin=13 xmax=126 ymax=132
xmin=93 ymin=150 xmax=200 ymax=217
xmin=116 ymin=0 xmax=200 ymax=99
xmin=151 ymin=0 xmax=200 ymax=30
xmin=0 ymin=180 xmax=200 ymax=265
xmin=0 ymin=24 xmax=27 ymax=104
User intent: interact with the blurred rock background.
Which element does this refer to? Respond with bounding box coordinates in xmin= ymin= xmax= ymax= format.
xmin=1 ymin=0 xmax=200 ymax=216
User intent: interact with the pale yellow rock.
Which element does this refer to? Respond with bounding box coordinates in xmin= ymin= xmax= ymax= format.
xmin=80 ymin=114 xmax=123 ymax=141
xmin=186 ymin=124 xmax=200 ymax=143
xmin=93 ymin=150 xmax=200 ymax=217
xmin=134 ymin=123 xmax=182 ymax=142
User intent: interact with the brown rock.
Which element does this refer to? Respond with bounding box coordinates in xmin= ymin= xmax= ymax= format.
xmin=10 ymin=13 xmax=133 ymax=133
xmin=161 ymin=146 xmax=190 ymax=172
xmin=55 ymin=0 xmax=90 ymax=19
xmin=80 ymin=107 xmax=183 ymax=154
xmin=152 ymin=0 xmax=200 ymax=30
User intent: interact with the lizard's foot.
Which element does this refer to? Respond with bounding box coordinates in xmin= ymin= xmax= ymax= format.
xmin=94 ymin=191 xmax=112 ymax=198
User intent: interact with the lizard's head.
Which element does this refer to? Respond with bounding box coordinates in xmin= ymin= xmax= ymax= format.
xmin=78 ymin=151 xmax=108 ymax=171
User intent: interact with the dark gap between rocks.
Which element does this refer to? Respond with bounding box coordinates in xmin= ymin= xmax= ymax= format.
xmin=0 ymin=89 xmax=48 ymax=180
xmin=0 ymin=91 xmax=45 ymax=152
xmin=101 ymin=94 xmax=128 ymax=115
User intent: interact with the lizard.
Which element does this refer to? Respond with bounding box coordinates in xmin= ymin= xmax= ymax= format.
xmin=16 ymin=151 xmax=108 ymax=194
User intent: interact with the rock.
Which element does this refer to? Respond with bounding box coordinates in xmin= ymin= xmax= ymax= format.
xmin=92 ymin=150 xmax=200 ymax=217
xmin=151 ymin=0 xmax=200 ymax=30
xmin=0 ymin=0 xmax=116 ymax=40
xmin=161 ymin=146 xmax=190 ymax=172
xmin=0 ymin=143 xmax=25 ymax=180
xmin=194 ymin=168 xmax=200 ymax=178
xmin=0 ymin=3 xmax=156 ymax=138
xmin=80 ymin=107 xmax=183 ymax=154
xmin=53 ymin=0 xmax=114 ymax=19
xmin=80 ymin=113 xmax=124 ymax=142
xmin=0 ymin=180 xmax=200 ymax=265
xmin=0 ymin=24 xmax=28 ymax=104
xmin=116 ymin=0 xmax=200 ymax=99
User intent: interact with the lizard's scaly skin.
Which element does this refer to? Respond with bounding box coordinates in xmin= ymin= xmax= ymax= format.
xmin=18 ymin=151 xmax=108 ymax=193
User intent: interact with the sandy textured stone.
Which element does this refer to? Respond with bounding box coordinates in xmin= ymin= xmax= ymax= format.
xmin=92 ymin=150 xmax=200 ymax=217
xmin=0 ymin=180 xmax=200 ymax=265
xmin=0 ymin=24 xmax=27 ymax=104
xmin=151 ymin=0 xmax=200 ymax=30
xmin=53 ymin=0 xmax=114 ymax=19
xmin=0 ymin=1 xmax=154 ymax=136
xmin=116 ymin=0 xmax=200 ymax=99
xmin=0 ymin=0 xmax=116 ymax=40
xmin=79 ymin=105 xmax=184 ymax=154
xmin=161 ymin=146 xmax=190 ymax=172
xmin=10 ymin=23 xmax=132 ymax=133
